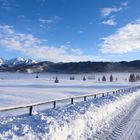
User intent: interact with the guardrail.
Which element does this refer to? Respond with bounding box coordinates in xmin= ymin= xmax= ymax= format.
xmin=0 ymin=86 xmax=140 ymax=116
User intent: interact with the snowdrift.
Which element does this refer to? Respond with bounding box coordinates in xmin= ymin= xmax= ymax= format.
xmin=0 ymin=90 xmax=140 ymax=140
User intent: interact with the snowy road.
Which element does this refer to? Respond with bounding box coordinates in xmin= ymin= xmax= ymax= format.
xmin=106 ymin=98 xmax=140 ymax=140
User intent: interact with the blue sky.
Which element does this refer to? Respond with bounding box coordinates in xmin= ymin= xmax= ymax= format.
xmin=0 ymin=0 xmax=140 ymax=62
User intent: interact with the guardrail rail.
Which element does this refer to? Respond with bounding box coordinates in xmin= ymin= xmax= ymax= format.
xmin=0 ymin=86 xmax=140 ymax=116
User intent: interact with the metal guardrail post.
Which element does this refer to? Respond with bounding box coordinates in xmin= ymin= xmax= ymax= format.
xmin=84 ymin=96 xmax=86 ymax=101
xmin=71 ymin=98 xmax=74 ymax=104
xmin=29 ymin=106 xmax=33 ymax=116
xmin=53 ymin=101 xmax=56 ymax=108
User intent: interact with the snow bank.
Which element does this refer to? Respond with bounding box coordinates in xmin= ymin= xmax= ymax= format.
xmin=0 ymin=90 xmax=140 ymax=140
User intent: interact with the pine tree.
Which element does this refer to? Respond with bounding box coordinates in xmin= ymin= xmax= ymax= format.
xmin=136 ymin=74 xmax=140 ymax=82
xmin=70 ymin=76 xmax=75 ymax=80
xmin=55 ymin=77 xmax=59 ymax=83
xmin=102 ymin=75 xmax=106 ymax=81
xmin=110 ymin=75 xmax=113 ymax=82
xmin=83 ymin=76 xmax=86 ymax=81
xmin=129 ymin=74 xmax=136 ymax=82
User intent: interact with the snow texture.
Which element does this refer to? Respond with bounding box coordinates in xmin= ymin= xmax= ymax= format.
xmin=0 ymin=88 xmax=140 ymax=139
xmin=0 ymin=73 xmax=140 ymax=139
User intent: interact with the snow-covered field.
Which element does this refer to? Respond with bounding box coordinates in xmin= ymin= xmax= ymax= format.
xmin=0 ymin=72 xmax=140 ymax=139
xmin=0 ymin=72 xmax=136 ymax=108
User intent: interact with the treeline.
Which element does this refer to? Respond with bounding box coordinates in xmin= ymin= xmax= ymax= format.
xmin=101 ymin=74 xmax=140 ymax=82
xmin=129 ymin=74 xmax=140 ymax=82
xmin=35 ymin=73 xmax=140 ymax=83
xmin=98 ymin=75 xmax=115 ymax=82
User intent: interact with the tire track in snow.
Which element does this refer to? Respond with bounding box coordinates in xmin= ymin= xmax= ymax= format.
xmin=121 ymin=101 xmax=140 ymax=140
xmin=106 ymin=99 xmax=140 ymax=140
xmin=134 ymin=122 xmax=140 ymax=140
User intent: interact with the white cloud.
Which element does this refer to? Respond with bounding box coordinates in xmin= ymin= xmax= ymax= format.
xmin=23 ymin=46 xmax=103 ymax=62
xmin=101 ymin=7 xmax=122 ymax=17
xmin=101 ymin=2 xmax=128 ymax=17
xmin=39 ymin=18 xmax=53 ymax=24
xmin=39 ymin=16 xmax=61 ymax=29
xmin=121 ymin=2 xmax=128 ymax=7
xmin=0 ymin=24 xmax=104 ymax=62
xmin=0 ymin=0 xmax=18 ymax=11
xmin=102 ymin=19 xmax=117 ymax=26
xmin=100 ymin=3 xmax=128 ymax=27
xmin=0 ymin=25 xmax=41 ymax=51
xmin=100 ymin=20 xmax=140 ymax=54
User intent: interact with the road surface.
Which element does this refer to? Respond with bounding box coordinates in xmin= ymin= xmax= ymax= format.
xmin=106 ymin=100 xmax=140 ymax=140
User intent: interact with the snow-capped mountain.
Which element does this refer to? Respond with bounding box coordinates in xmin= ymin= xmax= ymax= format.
xmin=0 ymin=58 xmax=4 ymax=66
xmin=0 ymin=57 xmax=37 ymax=66
xmin=27 ymin=59 xmax=38 ymax=65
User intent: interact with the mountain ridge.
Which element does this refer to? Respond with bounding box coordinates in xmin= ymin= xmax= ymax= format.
xmin=0 ymin=57 xmax=140 ymax=73
xmin=0 ymin=57 xmax=37 ymax=66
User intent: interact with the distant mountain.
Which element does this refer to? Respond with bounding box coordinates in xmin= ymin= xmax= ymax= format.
xmin=0 ymin=58 xmax=4 ymax=66
xmin=0 ymin=58 xmax=140 ymax=73
xmin=0 ymin=57 xmax=37 ymax=66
